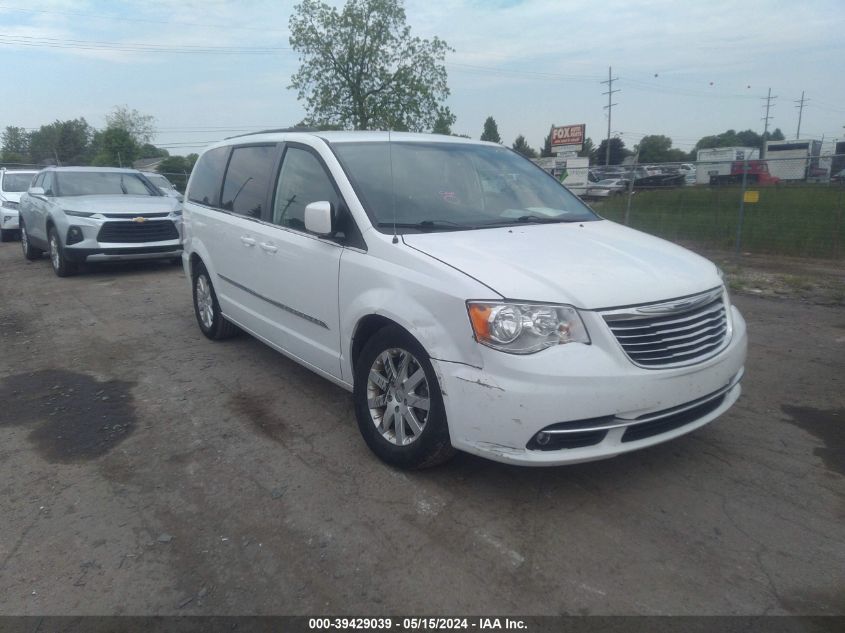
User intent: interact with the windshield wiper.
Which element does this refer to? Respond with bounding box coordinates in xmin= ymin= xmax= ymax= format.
xmin=377 ymin=220 xmax=476 ymax=232
xmin=512 ymin=214 xmax=574 ymax=224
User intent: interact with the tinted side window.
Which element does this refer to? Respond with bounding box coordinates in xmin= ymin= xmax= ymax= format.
xmin=187 ymin=147 xmax=229 ymax=207
xmin=221 ymin=145 xmax=276 ymax=218
xmin=272 ymin=147 xmax=338 ymax=230
xmin=33 ymin=173 xmax=45 ymax=189
xmin=42 ymin=172 xmax=54 ymax=195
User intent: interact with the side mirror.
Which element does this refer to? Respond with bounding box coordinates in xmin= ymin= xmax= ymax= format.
xmin=304 ymin=201 xmax=333 ymax=236
xmin=30 ymin=186 xmax=45 ymax=196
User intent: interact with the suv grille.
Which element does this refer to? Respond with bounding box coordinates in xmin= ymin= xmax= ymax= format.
xmin=602 ymin=288 xmax=728 ymax=368
xmin=97 ymin=220 xmax=178 ymax=243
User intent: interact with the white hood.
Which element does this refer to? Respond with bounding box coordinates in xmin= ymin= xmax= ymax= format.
xmin=55 ymin=194 xmax=179 ymax=215
xmin=402 ymin=220 xmax=721 ymax=310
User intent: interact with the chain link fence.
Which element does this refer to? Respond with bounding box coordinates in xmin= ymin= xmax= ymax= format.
xmin=583 ymin=154 xmax=845 ymax=259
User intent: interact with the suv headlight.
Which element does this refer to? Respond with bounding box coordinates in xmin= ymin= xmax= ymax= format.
xmin=467 ymin=301 xmax=590 ymax=354
xmin=64 ymin=209 xmax=95 ymax=217
xmin=2 ymin=200 xmax=19 ymax=209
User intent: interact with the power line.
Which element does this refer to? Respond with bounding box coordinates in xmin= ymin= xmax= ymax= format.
xmin=795 ymin=91 xmax=808 ymax=138
xmin=760 ymin=88 xmax=777 ymax=156
xmin=601 ymin=66 xmax=620 ymax=166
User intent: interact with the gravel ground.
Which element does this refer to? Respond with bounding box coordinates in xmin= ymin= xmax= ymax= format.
xmin=0 ymin=241 xmax=843 ymax=616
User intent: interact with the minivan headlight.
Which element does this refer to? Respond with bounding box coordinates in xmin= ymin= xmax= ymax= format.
xmin=467 ymin=301 xmax=590 ymax=354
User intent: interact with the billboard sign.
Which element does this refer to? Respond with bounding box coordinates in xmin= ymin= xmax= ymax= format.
xmin=551 ymin=124 xmax=585 ymax=153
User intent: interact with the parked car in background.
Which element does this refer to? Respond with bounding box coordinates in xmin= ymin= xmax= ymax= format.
xmin=18 ymin=167 xmax=183 ymax=277
xmin=586 ymin=178 xmax=629 ymax=198
xmin=831 ymin=168 xmax=845 ymax=183
xmin=181 ymin=131 xmax=746 ymax=469
xmin=0 ymin=168 xmax=38 ymax=241
xmin=143 ymin=172 xmax=184 ymax=202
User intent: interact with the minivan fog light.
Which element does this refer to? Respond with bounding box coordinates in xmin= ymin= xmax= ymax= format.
xmin=468 ymin=301 xmax=590 ymax=354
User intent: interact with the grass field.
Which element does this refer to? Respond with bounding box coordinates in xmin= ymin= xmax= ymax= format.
xmin=591 ymin=184 xmax=845 ymax=259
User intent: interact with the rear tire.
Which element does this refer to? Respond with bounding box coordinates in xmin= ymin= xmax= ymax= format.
xmin=353 ymin=325 xmax=454 ymax=469
xmin=192 ymin=262 xmax=239 ymax=340
xmin=20 ymin=220 xmax=43 ymax=260
xmin=48 ymin=226 xmax=78 ymax=277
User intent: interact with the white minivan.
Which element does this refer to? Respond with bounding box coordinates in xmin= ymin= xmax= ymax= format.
xmin=182 ymin=131 xmax=746 ymax=469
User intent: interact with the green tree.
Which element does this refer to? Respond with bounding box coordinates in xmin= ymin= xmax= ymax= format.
xmin=92 ymin=127 xmax=139 ymax=167
xmin=635 ymin=135 xmax=673 ymax=163
xmin=578 ymin=137 xmax=595 ymax=162
xmin=767 ymin=128 xmax=785 ymax=141
xmin=289 ymin=0 xmax=452 ymax=131
xmin=511 ymin=134 xmax=536 ymax=158
xmin=139 ymin=143 xmax=170 ymax=159
xmin=29 ymin=118 xmax=93 ymax=165
xmin=1 ymin=126 xmax=30 ymax=163
xmin=157 ymin=155 xmax=198 ymax=192
xmin=431 ymin=107 xmax=455 ymax=135
xmin=106 ymin=105 xmax=156 ymax=145
xmin=480 ymin=116 xmax=500 ymax=143
xmin=594 ymin=137 xmax=630 ymax=165
xmin=540 ymin=132 xmax=554 ymax=157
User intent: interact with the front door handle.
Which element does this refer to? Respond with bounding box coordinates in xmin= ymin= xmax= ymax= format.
xmin=259 ymin=242 xmax=278 ymax=253
xmin=240 ymin=236 xmax=256 ymax=247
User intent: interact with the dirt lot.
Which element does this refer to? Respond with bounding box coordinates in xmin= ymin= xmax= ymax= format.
xmin=0 ymin=240 xmax=843 ymax=616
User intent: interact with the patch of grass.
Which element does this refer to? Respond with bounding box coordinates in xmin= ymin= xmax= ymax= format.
xmin=595 ymin=184 xmax=845 ymax=259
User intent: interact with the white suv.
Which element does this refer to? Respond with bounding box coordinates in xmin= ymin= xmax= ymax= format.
xmin=182 ymin=131 xmax=747 ymax=469
xmin=0 ymin=168 xmax=38 ymax=241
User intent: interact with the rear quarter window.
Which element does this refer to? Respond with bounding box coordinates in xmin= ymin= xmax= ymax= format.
xmin=187 ymin=147 xmax=230 ymax=207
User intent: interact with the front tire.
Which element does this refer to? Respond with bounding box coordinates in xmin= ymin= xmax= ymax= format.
xmin=192 ymin=262 xmax=239 ymax=340
xmin=48 ymin=226 xmax=78 ymax=277
xmin=354 ymin=325 xmax=454 ymax=469
xmin=20 ymin=220 xmax=43 ymax=260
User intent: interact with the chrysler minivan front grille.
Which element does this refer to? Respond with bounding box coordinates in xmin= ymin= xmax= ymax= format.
xmin=602 ymin=288 xmax=729 ymax=368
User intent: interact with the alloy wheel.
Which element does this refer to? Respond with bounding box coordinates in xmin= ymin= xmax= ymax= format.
xmin=366 ymin=347 xmax=431 ymax=446
xmin=195 ymin=274 xmax=215 ymax=330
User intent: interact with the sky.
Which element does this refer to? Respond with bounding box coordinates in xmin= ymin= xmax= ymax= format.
xmin=1 ymin=0 xmax=844 ymax=157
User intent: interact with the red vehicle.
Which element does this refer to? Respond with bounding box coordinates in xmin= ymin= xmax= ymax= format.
xmin=709 ymin=160 xmax=780 ymax=185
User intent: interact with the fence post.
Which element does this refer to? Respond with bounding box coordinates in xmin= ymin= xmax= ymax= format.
xmin=623 ymin=156 xmax=637 ymax=226
xmin=734 ymin=159 xmax=749 ymax=255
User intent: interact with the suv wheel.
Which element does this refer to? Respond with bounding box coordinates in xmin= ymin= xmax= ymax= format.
xmin=192 ymin=262 xmax=239 ymax=340
xmin=20 ymin=221 xmax=43 ymax=260
xmin=353 ymin=325 xmax=455 ymax=469
xmin=48 ymin=226 xmax=78 ymax=277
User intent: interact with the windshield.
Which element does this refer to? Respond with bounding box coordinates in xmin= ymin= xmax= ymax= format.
xmin=145 ymin=174 xmax=172 ymax=188
xmin=332 ymin=141 xmax=598 ymax=232
xmin=2 ymin=172 xmax=35 ymax=192
xmin=55 ymin=172 xmax=159 ymax=197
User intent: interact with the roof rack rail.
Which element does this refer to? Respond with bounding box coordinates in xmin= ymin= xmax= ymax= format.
xmin=225 ymin=126 xmax=318 ymax=140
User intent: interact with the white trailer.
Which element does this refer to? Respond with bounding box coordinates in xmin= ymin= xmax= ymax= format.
xmin=764 ymin=139 xmax=822 ymax=181
xmin=695 ymin=147 xmax=759 ymax=185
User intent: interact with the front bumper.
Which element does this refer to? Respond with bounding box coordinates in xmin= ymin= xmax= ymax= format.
xmin=435 ymin=305 xmax=747 ymax=466
xmin=1 ymin=209 xmax=19 ymax=230
xmin=65 ymin=244 xmax=182 ymax=262
xmin=61 ymin=215 xmax=182 ymax=262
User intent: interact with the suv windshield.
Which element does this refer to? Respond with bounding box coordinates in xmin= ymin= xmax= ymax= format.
xmin=332 ymin=141 xmax=598 ymax=232
xmin=145 ymin=174 xmax=172 ymax=188
xmin=2 ymin=172 xmax=34 ymax=192
xmin=55 ymin=172 xmax=158 ymax=197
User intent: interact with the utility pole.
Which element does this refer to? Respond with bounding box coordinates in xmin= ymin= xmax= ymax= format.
xmin=760 ymin=87 xmax=777 ymax=158
xmin=601 ymin=66 xmax=619 ymax=166
xmin=795 ymin=91 xmax=808 ymax=139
